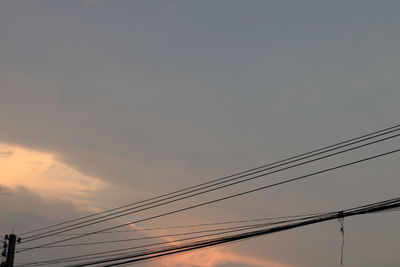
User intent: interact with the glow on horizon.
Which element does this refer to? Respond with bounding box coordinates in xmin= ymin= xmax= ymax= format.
xmin=158 ymin=246 xmax=292 ymax=267
xmin=145 ymin=226 xmax=292 ymax=267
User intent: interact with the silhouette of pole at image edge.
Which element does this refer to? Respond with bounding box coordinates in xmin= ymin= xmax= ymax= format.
xmin=1 ymin=234 xmax=21 ymax=267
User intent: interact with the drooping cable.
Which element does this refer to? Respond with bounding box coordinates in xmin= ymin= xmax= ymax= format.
xmin=18 ymin=124 xmax=400 ymax=238
xmin=17 ymin=146 xmax=400 ymax=253
xmin=16 ymin=215 xmax=321 ymax=266
xmin=20 ymin=131 xmax=400 ymax=243
xmin=66 ymin=196 xmax=400 ymax=267
xmin=49 ymin=211 xmax=323 ymax=236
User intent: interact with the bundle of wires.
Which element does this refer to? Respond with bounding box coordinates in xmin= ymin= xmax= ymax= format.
xmin=16 ymin=196 xmax=400 ymax=267
xmin=13 ymin=124 xmax=400 ymax=266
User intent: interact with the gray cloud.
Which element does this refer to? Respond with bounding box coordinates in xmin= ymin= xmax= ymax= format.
xmin=1 ymin=1 xmax=400 ymax=266
xmin=0 ymin=185 xmax=13 ymax=196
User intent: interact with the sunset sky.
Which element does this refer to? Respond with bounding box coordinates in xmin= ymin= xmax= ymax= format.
xmin=1 ymin=1 xmax=400 ymax=267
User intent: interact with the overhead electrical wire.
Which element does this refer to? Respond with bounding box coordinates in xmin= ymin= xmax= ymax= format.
xmin=12 ymin=124 xmax=400 ymax=267
xmin=42 ymin=211 xmax=325 ymax=236
xmin=22 ymin=196 xmax=400 ymax=267
xmin=19 ymin=221 xmax=292 ymax=249
xmin=18 ymin=124 xmax=400 ymax=238
xmin=15 ymin=219 xmax=304 ymax=266
xmin=20 ymin=128 xmax=400 ymax=243
xmin=15 ymin=214 xmax=330 ymax=266
xmin=69 ymin=197 xmax=400 ymax=267
xmin=17 ymin=146 xmax=400 ymax=253
xmin=16 ymin=214 xmax=323 ymax=266
xmin=16 ymin=225 xmax=264 ymax=266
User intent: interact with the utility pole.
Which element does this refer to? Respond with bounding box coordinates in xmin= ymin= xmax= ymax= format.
xmin=1 ymin=234 xmax=21 ymax=267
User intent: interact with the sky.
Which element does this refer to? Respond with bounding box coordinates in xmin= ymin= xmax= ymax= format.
xmin=1 ymin=1 xmax=400 ymax=266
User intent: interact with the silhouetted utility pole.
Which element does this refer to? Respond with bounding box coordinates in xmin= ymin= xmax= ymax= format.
xmin=1 ymin=234 xmax=21 ymax=267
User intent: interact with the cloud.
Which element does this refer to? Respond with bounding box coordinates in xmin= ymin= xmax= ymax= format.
xmin=1 ymin=2 xmax=400 ymax=266
xmin=0 ymin=150 xmax=13 ymax=158
xmin=0 ymin=185 xmax=107 ymax=264
xmin=0 ymin=142 xmax=107 ymax=209
xmin=158 ymin=246 xmax=291 ymax=267
xmin=0 ymin=185 xmax=12 ymax=196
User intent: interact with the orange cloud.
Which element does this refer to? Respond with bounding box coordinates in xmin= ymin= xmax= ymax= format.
xmin=157 ymin=246 xmax=291 ymax=267
xmin=0 ymin=142 xmax=106 ymax=209
xmin=0 ymin=143 xmax=291 ymax=267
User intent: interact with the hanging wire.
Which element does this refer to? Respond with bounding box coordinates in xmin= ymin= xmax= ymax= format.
xmin=338 ymin=211 xmax=345 ymax=265
xmin=18 ymin=124 xmax=400 ymax=240
xmin=17 ymin=146 xmax=400 ymax=253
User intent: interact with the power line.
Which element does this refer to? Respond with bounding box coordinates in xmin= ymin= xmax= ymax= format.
xmin=17 ymin=146 xmax=400 ymax=253
xmin=18 ymin=124 xmax=400 ymax=237
xmin=18 ymin=222 xmax=291 ymax=249
xmin=66 ymin=197 xmax=400 ymax=267
xmin=16 ymin=215 xmax=322 ymax=266
xmin=20 ymin=130 xmax=400 ymax=243
xmin=41 ymin=212 xmax=325 ymax=236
